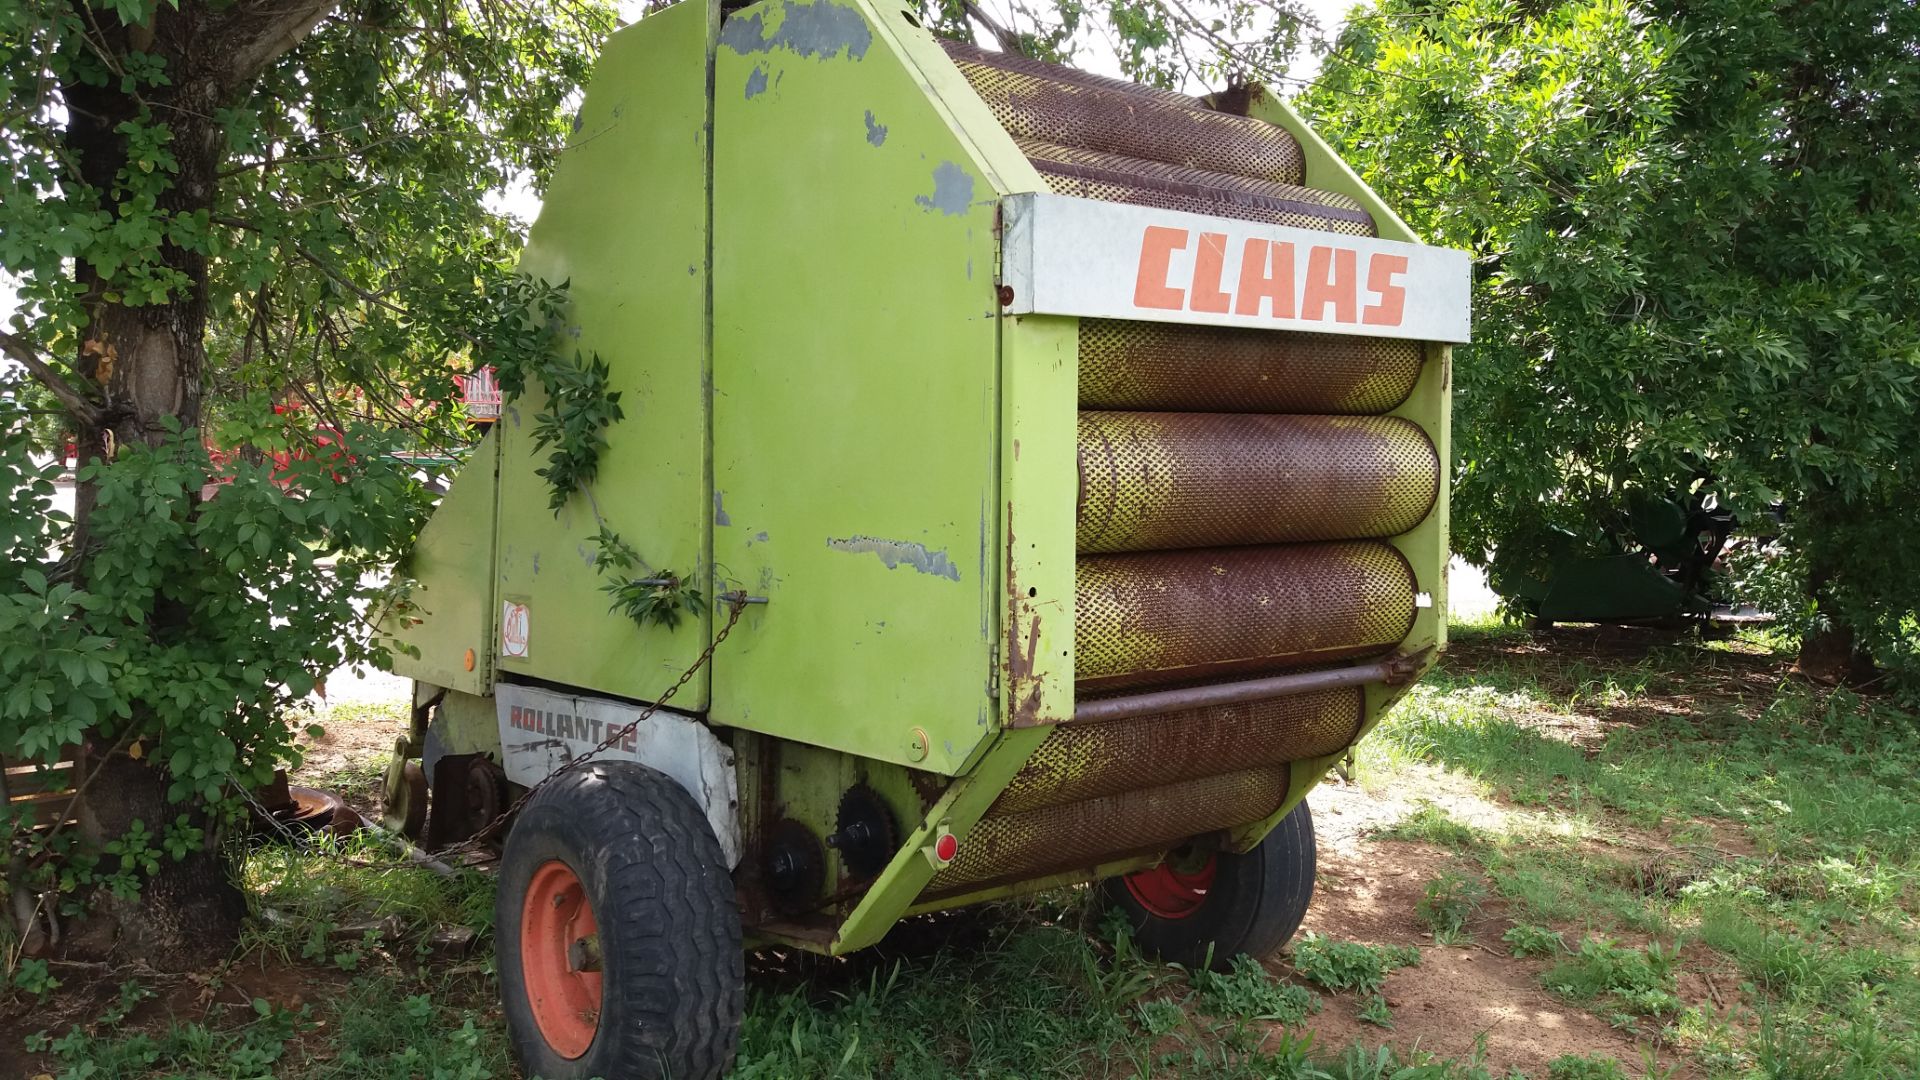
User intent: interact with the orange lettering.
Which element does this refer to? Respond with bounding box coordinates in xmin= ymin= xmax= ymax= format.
xmin=1363 ymin=253 xmax=1408 ymax=326
xmin=1133 ymin=226 xmax=1188 ymax=310
xmin=1301 ymin=246 xmax=1358 ymax=323
xmin=1189 ymin=232 xmax=1232 ymax=313
xmin=1233 ymin=238 xmax=1296 ymax=318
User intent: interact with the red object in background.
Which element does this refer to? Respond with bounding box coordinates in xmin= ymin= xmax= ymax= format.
xmin=457 ymin=366 xmax=501 ymax=423
xmin=202 ymin=401 xmax=352 ymax=496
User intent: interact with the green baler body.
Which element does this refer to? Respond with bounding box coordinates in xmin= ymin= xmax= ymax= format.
xmin=387 ymin=0 xmax=1457 ymax=954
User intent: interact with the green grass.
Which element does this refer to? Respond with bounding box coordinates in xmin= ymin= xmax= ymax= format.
xmin=21 ymin=838 xmax=512 ymax=1080
xmin=18 ymin=620 xmax=1920 ymax=1078
xmin=1417 ymin=870 xmax=1489 ymax=943
xmin=1352 ymin=627 xmax=1920 ymax=1077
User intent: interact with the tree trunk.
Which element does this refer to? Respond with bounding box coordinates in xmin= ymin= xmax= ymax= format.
xmin=70 ymin=751 xmax=248 ymax=968
xmin=56 ymin=16 xmax=256 ymax=969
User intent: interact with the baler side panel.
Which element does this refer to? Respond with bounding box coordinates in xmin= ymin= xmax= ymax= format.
xmin=998 ymin=315 xmax=1077 ymax=727
xmin=708 ymin=0 xmax=1007 ymax=774
xmin=386 ymin=429 xmax=501 ymax=696
xmin=490 ymin=5 xmax=715 ymax=706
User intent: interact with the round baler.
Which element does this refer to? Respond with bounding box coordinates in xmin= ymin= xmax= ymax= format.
xmin=380 ymin=2 xmax=1468 ymax=1074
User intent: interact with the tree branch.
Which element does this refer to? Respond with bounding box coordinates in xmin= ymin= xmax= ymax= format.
xmin=0 ymin=331 xmax=105 ymax=426
xmin=202 ymin=0 xmax=344 ymax=89
xmin=961 ymin=0 xmax=1026 ymax=55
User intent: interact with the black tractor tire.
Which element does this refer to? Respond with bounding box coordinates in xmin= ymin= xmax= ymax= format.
xmin=1102 ymin=799 xmax=1316 ymax=971
xmin=496 ymin=761 xmax=743 ymax=1079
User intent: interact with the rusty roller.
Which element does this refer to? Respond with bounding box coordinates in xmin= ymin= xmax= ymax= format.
xmin=1018 ymin=140 xmax=1374 ymax=236
xmin=928 ymin=765 xmax=1290 ymax=896
xmin=1079 ymin=319 xmax=1425 ymax=415
xmin=991 ymin=686 xmax=1362 ymax=817
xmin=1076 ymin=542 xmax=1417 ymax=692
xmin=942 ymin=41 xmax=1306 ymax=186
xmin=1077 ymin=412 xmax=1439 ymax=553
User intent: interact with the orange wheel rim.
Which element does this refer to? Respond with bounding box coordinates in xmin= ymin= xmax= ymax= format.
xmin=520 ymin=860 xmax=602 ymax=1058
xmin=1122 ymin=853 xmax=1218 ymax=920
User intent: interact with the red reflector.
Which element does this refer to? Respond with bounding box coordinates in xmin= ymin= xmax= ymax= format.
xmin=934 ymin=832 xmax=959 ymax=863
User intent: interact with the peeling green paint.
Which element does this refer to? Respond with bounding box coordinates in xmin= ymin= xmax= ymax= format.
xmin=827 ymin=535 xmax=962 ymax=581
xmin=719 ymin=0 xmax=872 ymax=62
xmin=914 ymin=160 xmax=974 ymax=215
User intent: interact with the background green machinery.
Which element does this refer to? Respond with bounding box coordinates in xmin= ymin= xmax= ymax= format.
xmin=386 ymin=0 xmax=1454 ymax=956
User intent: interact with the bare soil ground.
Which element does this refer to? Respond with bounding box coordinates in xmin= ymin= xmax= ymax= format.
xmin=1295 ymin=783 xmax=1682 ymax=1076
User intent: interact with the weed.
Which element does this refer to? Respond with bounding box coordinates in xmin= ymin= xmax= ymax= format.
xmin=1417 ymin=870 xmax=1488 ymax=942
xmin=1328 ymin=1040 xmax=1516 ymax=1080
xmin=99 ymin=978 xmax=156 ymax=1025
xmin=1544 ymin=1053 xmax=1628 ymax=1080
xmin=1543 ymin=938 xmax=1683 ymax=1017
xmin=1377 ymin=804 xmax=1489 ymax=850
xmin=1189 ymin=954 xmax=1322 ymax=1023
xmin=1357 ymin=993 xmax=1393 ymax=1028
xmin=10 ymin=956 xmax=59 ymax=1000
xmin=1292 ymin=935 xmax=1420 ymax=995
xmin=1135 ymin=997 xmax=1186 ymax=1036
xmin=1503 ymin=923 xmax=1565 ymax=958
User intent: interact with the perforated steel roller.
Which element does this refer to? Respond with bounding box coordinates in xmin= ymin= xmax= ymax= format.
xmin=1076 ymin=542 xmax=1417 ymax=692
xmin=942 ymin=41 xmax=1306 ymax=186
xmin=1018 ymin=140 xmax=1374 ymax=235
xmin=1079 ymin=319 xmax=1426 ymax=414
xmin=927 ymin=764 xmax=1291 ymax=896
xmin=991 ymin=686 xmax=1362 ymax=816
xmin=1078 ymin=412 xmax=1439 ymax=553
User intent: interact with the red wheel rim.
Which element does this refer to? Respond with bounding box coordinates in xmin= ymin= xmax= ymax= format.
xmin=1123 ymin=853 xmax=1218 ymax=919
xmin=520 ymin=860 xmax=602 ymax=1058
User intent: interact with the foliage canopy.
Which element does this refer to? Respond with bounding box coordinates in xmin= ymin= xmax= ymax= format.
xmin=1303 ymin=0 xmax=1920 ymax=677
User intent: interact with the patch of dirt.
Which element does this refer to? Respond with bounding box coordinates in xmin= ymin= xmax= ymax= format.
xmin=1279 ymin=838 xmax=1692 ymax=1077
xmin=291 ymin=701 xmax=410 ymax=814
xmin=1312 ymin=767 xmax=1584 ymax=852
xmin=0 ymin=952 xmax=361 ymax=1080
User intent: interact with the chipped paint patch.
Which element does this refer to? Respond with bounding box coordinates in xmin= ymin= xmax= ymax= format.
xmin=863 ymin=110 xmax=887 ymax=147
xmin=719 ymin=0 xmax=871 ymax=62
xmin=827 ymin=535 xmax=961 ymax=581
xmin=714 ymin=491 xmax=732 ymax=526
xmin=914 ymin=161 xmax=974 ymax=216
xmin=744 ymin=65 xmax=769 ymax=99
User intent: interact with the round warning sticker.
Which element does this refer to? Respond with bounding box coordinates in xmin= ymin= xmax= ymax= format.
xmin=501 ymin=600 xmax=530 ymax=658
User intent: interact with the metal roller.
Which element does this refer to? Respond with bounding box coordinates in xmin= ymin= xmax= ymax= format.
xmin=943 ymin=41 xmax=1307 ymax=186
xmin=992 ymin=686 xmax=1362 ymax=816
xmin=927 ymin=765 xmax=1291 ymax=896
xmin=1019 ymin=140 xmax=1374 ymax=235
xmin=1079 ymin=319 xmax=1425 ymax=414
xmin=1076 ymin=542 xmax=1417 ymax=692
xmin=1077 ymin=412 xmax=1439 ymax=553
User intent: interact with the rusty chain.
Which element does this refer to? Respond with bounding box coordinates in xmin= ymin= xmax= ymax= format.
xmin=433 ymin=597 xmax=750 ymax=860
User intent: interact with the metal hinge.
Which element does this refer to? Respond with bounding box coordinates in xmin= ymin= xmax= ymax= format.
xmin=986 ymin=642 xmax=1000 ymax=700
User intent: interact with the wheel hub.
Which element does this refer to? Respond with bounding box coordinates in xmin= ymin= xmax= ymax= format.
xmin=520 ymin=860 xmax=602 ymax=1059
xmin=1122 ymin=850 xmax=1219 ymax=920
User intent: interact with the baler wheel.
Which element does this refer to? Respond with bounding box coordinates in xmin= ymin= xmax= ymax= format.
xmin=496 ymin=762 xmax=743 ymax=1079
xmin=1102 ymin=800 xmax=1316 ymax=970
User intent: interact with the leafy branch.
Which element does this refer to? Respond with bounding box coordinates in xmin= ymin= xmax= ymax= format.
xmin=588 ymin=526 xmax=704 ymax=631
xmin=475 ymin=276 xmax=625 ymax=512
xmin=528 ymin=351 xmax=622 ymax=511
